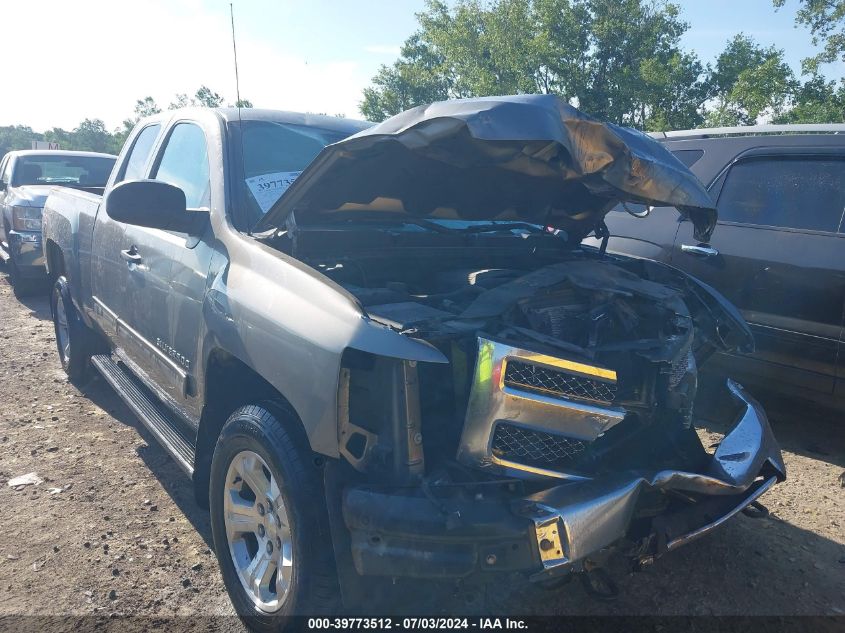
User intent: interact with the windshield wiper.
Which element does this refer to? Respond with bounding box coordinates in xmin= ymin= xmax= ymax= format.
xmin=452 ymin=222 xmax=546 ymax=234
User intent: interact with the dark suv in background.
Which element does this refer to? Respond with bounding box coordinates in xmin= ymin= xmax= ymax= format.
xmin=589 ymin=124 xmax=845 ymax=410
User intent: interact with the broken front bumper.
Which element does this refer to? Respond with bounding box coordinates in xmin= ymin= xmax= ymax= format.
xmin=343 ymin=380 xmax=785 ymax=579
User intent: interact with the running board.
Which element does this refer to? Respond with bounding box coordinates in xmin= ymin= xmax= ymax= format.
xmin=91 ymin=354 xmax=196 ymax=475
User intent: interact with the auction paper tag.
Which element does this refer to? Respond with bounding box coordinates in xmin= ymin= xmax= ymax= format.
xmin=245 ymin=171 xmax=303 ymax=214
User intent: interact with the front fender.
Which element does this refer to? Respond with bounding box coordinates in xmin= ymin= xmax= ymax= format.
xmin=203 ymin=235 xmax=447 ymax=458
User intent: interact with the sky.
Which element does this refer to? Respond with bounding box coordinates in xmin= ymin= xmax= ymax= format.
xmin=0 ymin=0 xmax=838 ymax=132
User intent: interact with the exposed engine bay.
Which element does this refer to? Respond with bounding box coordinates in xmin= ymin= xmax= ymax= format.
xmin=281 ymin=230 xmax=783 ymax=582
xmin=283 ymin=229 xmax=752 ymax=489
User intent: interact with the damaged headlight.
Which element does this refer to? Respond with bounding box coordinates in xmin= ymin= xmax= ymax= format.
xmin=12 ymin=206 xmax=42 ymax=232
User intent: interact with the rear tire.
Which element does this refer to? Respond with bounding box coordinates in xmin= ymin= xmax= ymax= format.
xmin=210 ymin=402 xmax=340 ymax=631
xmin=50 ymin=276 xmax=96 ymax=383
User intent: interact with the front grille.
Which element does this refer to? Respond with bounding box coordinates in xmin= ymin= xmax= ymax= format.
xmin=492 ymin=422 xmax=589 ymax=470
xmin=669 ymin=346 xmax=693 ymax=388
xmin=503 ymin=360 xmax=617 ymax=404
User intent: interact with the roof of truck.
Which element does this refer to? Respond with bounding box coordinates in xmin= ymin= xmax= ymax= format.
xmin=5 ymin=150 xmax=117 ymax=159
xmin=138 ymin=107 xmax=371 ymax=135
xmin=650 ymin=123 xmax=845 ymax=139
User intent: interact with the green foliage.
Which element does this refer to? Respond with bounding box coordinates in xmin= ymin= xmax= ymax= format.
xmin=169 ymin=85 xmax=226 ymax=110
xmin=704 ymin=34 xmax=798 ymax=126
xmin=194 ymin=85 xmax=224 ymax=108
xmin=774 ymin=0 xmax=845 ymax=72
xmin=361 ymin=0 xmax=710 ymax=129
xmin=361 ymin=0 xmax=845 ymax=128
xmin=71 ymin=119 xmax=114 ymax=153
xmin=169 ymin=93 xmax=192 ymax=110
xmin=774 ymin=74 xmax=845 ymax=122
xmin=0 ymin=125 xmax=41 ymax=157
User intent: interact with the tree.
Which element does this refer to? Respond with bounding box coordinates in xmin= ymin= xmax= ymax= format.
xmin=359 ymin=0 xmax=708 ymax=130
xmin=234 ymin=99 xmax=254 ymax=108
xmin=774 ymin=74 xmax=845 ymax=123
xmin=134 ymin=96 xmax=161 ymax=118
xmin=774 ymin=0 xmax=845 ymax=72
xmin=169 ymin=85 xmax=226 ymax=109
xmin=361 ymin=32 xmax=452 ymax=121
xmin=0 ymin=125 xmax=41 ymax=157
xmin=194 ymin=85 xmax=224 ymax=108
xmin=169 ymin=93 xmax=191 ymax=110
xmin=43 ymin=127 xmax=74 ymax=150
xmin=704 ymin=34 xmax=797 ymax=126
xmin=72 ymin=119 xmax=114 ymax=153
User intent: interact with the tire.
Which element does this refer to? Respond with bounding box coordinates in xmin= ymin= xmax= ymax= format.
xmin=50 ymin=276 xmax=96 ymax=382
xmin=210 ymin=402 xmax=340 ymax=631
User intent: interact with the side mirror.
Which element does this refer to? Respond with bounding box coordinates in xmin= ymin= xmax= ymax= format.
xmin=105 ymin=180 xmax=206 ymax=232
xmin=621 ymin=202 xmax=651 ymax=218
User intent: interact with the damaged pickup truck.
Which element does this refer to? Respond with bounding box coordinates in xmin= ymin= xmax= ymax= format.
xmin=41 ymin=95 xmax=784 ymax=626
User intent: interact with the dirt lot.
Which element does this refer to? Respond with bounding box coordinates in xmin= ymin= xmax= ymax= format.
xmin=0 ymin=268 xmax=843 ymax=629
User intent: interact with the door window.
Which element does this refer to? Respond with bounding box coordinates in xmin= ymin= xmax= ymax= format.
xmin=118 ymin=124 xmax=161 ymax=183
xmin=1 ymin=156 xmax=11 ymax=186
xmin=152 ymin=123 xmax=210 ymax=209
xmin=717 ymin=157 xmax=845 ymax=233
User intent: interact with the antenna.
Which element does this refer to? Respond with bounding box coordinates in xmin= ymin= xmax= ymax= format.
xmin=230 ymin=3 xmax=242 ymax=107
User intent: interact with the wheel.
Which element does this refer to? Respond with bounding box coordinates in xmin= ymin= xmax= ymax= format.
xmin=8 ymin=253 xmax=42 ymax=298
xmin=210 ymin=403 xmax=340 ymax=630
xmin=50 ymin=276 xmax=95 ymax=382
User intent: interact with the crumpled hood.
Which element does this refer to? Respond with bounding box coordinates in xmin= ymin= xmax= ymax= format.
xmin=257 ymin=94 xmax=716 ymax=241
xmin=8 ymin=185 xmax=53 ymax=208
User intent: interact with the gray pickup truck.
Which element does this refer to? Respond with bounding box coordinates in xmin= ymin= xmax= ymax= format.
xmin=0 ymin=150 xmax=115 ymax=295
xmin=42 ymin=96 xmax=784 ymax=628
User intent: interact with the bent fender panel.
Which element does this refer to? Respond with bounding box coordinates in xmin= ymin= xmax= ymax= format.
xmin=208 ymin=238 xmax=447 ymax=458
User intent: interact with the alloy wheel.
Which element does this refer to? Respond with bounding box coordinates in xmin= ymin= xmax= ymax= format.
xmin=223 ymin=449 xmax=294 ymax=612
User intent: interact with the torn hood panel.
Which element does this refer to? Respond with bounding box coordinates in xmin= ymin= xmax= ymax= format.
xmin=256 ymin=95 xmax=716 ymax=241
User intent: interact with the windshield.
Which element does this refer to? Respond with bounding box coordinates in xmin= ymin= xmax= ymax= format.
xmin=12 ymin=155 xmax=116 ymax=187
xmin=239 ymin=121 xmax=350 ymax=226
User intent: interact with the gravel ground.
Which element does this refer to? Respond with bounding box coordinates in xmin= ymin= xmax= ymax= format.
xmin=0 ymin=269 xmax=842 ymax=630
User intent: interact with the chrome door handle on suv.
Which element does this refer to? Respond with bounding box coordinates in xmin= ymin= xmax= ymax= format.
xmin=681 ymin=243 xmax=719 ymax=257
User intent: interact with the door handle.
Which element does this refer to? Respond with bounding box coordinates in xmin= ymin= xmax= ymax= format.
xmin=681 ymin=243 xmax=719 ymax=257
xmin=120 ymin=245 xmax=143 ymax=265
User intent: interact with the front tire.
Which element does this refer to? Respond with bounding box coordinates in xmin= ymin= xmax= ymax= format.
xmin=50 ymin=276 xmax=95 ymax=382
xmin=210 ymin=403 xmax=340 ymax=631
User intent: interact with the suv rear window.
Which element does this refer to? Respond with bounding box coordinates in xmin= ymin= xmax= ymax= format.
xmin=717 ymin=157 xmax=845 ymax=232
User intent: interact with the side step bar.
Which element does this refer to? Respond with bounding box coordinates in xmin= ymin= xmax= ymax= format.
xmin=91 ymin=354 xmax=196 ymax=475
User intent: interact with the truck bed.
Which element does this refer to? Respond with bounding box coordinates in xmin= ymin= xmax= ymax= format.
xmin=41 ymin=187 xmax=104 ymax=313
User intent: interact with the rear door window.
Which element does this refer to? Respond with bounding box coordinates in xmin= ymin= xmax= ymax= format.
xmin=717 ymin=157 xmax=845 ymax=232
xmin=152 ymin=123 xmax=210 ymax=209
xmin=119 ymin=124 xmax=161 ymax=183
